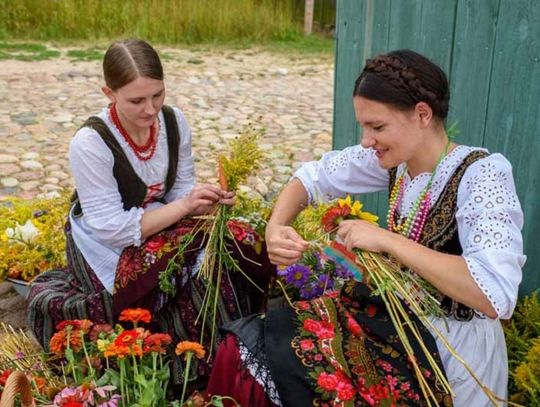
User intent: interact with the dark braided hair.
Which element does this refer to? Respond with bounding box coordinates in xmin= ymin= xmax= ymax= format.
xmin=354 ymin=50 xmax=449 ymax=120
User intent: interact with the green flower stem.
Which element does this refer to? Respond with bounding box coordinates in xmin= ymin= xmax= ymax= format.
xmin=81 ymin=331 xmax=95 ymax=379
xmin=180 ymin=352 xmax=194 ymax=406
xmin=152 ymin=352 xmax=158 ymax=382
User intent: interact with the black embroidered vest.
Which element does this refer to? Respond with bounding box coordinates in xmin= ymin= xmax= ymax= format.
xmin=71 ymin=105 xmax=181 ymax=216
xmin=388 ymin=150 xmax=489 ymax=321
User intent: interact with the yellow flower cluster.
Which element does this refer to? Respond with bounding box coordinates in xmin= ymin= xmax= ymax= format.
xmin=0 ymin=193 xmax=70 ymax=282
xmin=338 ymin=195 xmax=379 ymax=223
xmin=218 ymin=126 xmax=265 ymax=192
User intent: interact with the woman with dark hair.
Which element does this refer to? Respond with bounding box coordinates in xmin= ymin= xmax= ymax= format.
xmin=27 ymin=39 xmax=270 ymax=385
xmin=207 ymin=50 xmax=524 ymax=406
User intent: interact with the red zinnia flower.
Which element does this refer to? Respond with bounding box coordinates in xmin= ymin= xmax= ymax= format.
xmin=89 ymin=323 xmax=114 ymax=342
xmin=322 ymin=205 xmax=351 ymax=232
xmin=143 ymin=333 xmax=172 ymax=354
xmin=119 ymin=308 xmax=152 ymax=325
xmin=61 ymin=402 xmax=84 ymax=407
xmin=114 ymin=330 xmax=140 ymax=347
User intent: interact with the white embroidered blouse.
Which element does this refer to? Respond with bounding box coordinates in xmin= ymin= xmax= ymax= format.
xmin=68 ymin=107 xmax=195 ymax=293
xmin=293 ymin=144 xmax=525 ymax=405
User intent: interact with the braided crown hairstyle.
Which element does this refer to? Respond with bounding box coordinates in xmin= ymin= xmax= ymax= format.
xmin=103 ymin=39 xmax=164 ymax=91
xmin=354 ymin=50 xmax=449 ymax=120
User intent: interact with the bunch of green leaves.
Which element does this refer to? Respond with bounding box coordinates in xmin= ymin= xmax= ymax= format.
xmin=504 ymin=291 xmax=540 ymax=405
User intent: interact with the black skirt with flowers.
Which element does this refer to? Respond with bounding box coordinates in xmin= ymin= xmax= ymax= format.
xmin=214 ymin=281 xmax=453 ymax=406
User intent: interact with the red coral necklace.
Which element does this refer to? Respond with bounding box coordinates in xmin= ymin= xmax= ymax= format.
xmin=109 ymin=104 xmax=157 ymax=161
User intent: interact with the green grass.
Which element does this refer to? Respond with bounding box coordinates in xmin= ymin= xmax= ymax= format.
xmin=0 ymin=0 xmax=328 ymax=44
xmin=66 ymin=48 xmax=104 ymax=61
xmin=0 ymin=0 xmax=336 ymax=57
xmin=0 ymin=42 xmax=60 ymax=60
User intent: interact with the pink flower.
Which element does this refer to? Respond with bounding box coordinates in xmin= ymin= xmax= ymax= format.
xmin=303 ymin=318 xmax=322 ymax=334
xmin=346 ymin=315 xmax=363 ymax=337
xmin=336 ymin=381 xmax=355 ymax=401
xmin=145 ymin=235 xmax=167 ymax=253
xmin=315 ymin=320 xmax=335 ymax=340
xmin=317 ymin=372 xmax=339 ymax=391
xmin=299 ymin=339 xmax=315 ymax=351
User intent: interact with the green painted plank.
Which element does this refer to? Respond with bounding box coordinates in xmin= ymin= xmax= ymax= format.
xmin=448 ymin=0 xmax=500 ymax=147
xmin=482 ymin=0 xmax=540 ymax=295
xmin=387 ymin=0 xmax=423 ymax=49
xmin=333 ymin=0 xmax=366 ymax=151
xmin=356 ymin=0 xmax=392 ymax=217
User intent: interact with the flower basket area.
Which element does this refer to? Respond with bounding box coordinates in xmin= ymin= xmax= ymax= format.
xmin=0 ymin=311 xmax=239 ymax=407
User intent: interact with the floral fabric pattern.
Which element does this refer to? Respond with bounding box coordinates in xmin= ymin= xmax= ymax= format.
xmin=291 ymin=282 xmax=452 ymax=406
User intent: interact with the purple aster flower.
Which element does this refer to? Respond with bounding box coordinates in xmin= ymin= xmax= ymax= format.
xmin=317 ymin=274 xmax=334 ymax=291
xmin=333 ymin=260 xmax=354 ymax=279
xmin=300 ymin=284 xmax=315 ymax=299
xmin=276 ymin=265 xmax=288 ymax=277
xmin=284 ymin=264 xmax=311 ymax=288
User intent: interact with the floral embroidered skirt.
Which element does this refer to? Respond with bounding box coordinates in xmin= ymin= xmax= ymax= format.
xmin=28 ymin=218 xmax=272 ymax=384
xmin=207 ymin=281 xmax=453 ymax=406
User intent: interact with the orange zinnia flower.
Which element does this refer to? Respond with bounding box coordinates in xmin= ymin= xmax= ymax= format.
xmin=119 ymin=308 xmax=152 ymax=325
xmin=143 ymin=333 xmax=172 ymax=354
xmin=104 ymin=343 xmax=131 ymax=359
xmin=49 ymin=330 xmax=83 ymax=355
xmin=114 ymin=330 xmax=140 ymax=347
xmin=175 ymin=341 xmax=206 ymax=361
xmin=55 ymin=319 xmax=93 ymax=334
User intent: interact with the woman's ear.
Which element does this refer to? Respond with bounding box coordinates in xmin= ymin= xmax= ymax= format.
xmin=102 ymin=86 xmax=116 ymax=104
xmin=414 ymin=102 xmax=433 ymax=128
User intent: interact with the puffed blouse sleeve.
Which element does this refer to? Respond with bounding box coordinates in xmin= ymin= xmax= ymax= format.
xmin=293 ymin=145 xmax=390 ymax=203
xmin=69 ymin=128 xmax=144 ymax=249
xmin=456 ymin=153 xmax=526 ymax=319
xmin=163 ymin=107 xmax=196 ymax=203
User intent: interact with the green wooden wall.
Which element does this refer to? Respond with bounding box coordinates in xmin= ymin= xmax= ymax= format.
xmin=333 ymin=0 xmax=540 ymax=296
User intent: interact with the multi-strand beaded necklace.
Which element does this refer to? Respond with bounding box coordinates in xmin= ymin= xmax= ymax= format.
xmin=386 ymin=141 xmax=451 ymax=242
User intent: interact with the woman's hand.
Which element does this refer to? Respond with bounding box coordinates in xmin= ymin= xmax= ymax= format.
xmin=181 ymin=184 xmax=233 ymax=216
xmin=265 ymin=223 xmax=310 ymax=266
xmin=337 ymin=219 xmax=395 ymax=253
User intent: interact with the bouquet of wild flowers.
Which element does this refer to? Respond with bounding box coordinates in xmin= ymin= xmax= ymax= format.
xmin=275 ymin=196 xmax=378 ymax=301
xmin=159 ymin=126 xmax=267 ymax=354
xmin=287 ymin=196 xmax=506 ymax=406
xmin=0 ymin=193 xmax=69 ymax=281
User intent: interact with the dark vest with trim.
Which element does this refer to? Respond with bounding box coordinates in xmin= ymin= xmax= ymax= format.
xmin=71 ymin=105 xmax=181 ymax=216
xmin=388 ymin=149 xmax=489 ymax=321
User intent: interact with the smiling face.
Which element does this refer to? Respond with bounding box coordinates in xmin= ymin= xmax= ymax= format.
xmin=353 ymin=96 xmax=428 ymax=169
xmin=103 ymin=76 xmax=165 ymax=132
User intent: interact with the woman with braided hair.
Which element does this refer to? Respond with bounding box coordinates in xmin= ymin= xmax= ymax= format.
xmin=206 ymin=49 xmax=524 ymax=406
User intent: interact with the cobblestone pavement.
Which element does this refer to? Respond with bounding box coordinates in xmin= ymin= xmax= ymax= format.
xmin=0 ymin=47 xmax=334 ymax=329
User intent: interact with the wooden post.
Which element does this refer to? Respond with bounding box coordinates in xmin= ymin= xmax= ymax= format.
xmin=304 ymin=0 xmax=315 ymax=36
